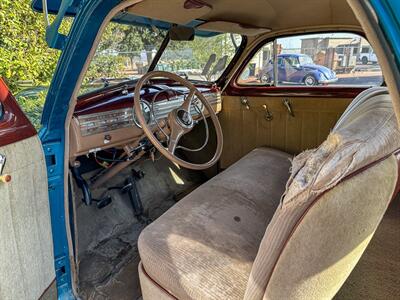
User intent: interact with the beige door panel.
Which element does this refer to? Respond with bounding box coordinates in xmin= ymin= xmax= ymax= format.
xmin=0 ymin=135 xmax=55 ymax=300
xmin=219 ymin=96 xmax=351 ymax=168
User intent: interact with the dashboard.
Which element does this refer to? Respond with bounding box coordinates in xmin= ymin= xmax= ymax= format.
xmin=69 ymin=82 xmax=222 ymax=159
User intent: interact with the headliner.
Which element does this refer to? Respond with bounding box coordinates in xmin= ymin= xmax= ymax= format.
xmin=127 ymin=0 xmax=360 ymax=34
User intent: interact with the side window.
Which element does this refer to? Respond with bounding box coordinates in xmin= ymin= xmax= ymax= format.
xmin=238 ymin=32 xmax=383 ymax=87
xmin=15 ymin=86 xmax=48 ymax=130
xmin=238 ymin=42 xmax=274 ymax=85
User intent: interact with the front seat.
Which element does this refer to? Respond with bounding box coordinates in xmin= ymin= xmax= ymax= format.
xmin=138 ymin=87 xmax=400 ymax=300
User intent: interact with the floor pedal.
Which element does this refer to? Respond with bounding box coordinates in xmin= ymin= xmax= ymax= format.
xmin=93 ymin=196 xmax=112 ymax=209
xmin=122 ymin=169 xmax=148 ymax=223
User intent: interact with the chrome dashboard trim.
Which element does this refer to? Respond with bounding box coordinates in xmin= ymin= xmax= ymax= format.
xmin=77 ymin=92 xmax=221 ymax=136
xmin=152 ymin=92 xmax=221 ymax=120
xmin=77 ymin=107 xmax=135 ymax=136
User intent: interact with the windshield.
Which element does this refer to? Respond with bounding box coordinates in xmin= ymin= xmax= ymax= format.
xmin=80 ymin=22 xmax=242 ymax=95
xmin=155 ymin=33 xmax=242 ymax=82
xmin=80 ymin=23 xmax=167 ymax=95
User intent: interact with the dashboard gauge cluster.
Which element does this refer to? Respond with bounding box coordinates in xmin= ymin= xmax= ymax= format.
xmin=75 ymin=91 xmax=221 ymax=143
xmin=78 ymin=100 xmax=153 ymax=136
xmin=77 ymin=107 xmax=136 ymax=136
xmin=132 ymin=100 xmax=152 ymax=128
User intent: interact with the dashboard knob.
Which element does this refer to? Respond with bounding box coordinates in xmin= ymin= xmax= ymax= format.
xmin=104 ymin=134 xmax=112 ymax=144
xmin=0 ymin=174 xmax=11 ymax=183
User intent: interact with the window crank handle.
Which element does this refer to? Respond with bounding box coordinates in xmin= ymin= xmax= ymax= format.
xmin=262 ymin=104 xmax=273 ymax=121
xmin=240 ymin=97 xmax=250 ymax=110
xmin=283 ymin=98 xmax=295 ymax=117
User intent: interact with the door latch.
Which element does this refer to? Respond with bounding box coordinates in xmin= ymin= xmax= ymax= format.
xmin=0 ymin=154 xmax=11 ymax=183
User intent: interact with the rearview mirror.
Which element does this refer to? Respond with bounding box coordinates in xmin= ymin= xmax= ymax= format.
xmin=169 ymin=26 xmax=195 ymax=41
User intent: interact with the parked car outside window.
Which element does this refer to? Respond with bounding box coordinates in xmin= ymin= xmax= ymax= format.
xmin=238 ymin=32 xmax=383 ymax=87
xmin=258 ymin=53 xmax=338 ymax=86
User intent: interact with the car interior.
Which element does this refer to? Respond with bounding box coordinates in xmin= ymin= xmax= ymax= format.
xmin=63 ymin=0 xmax=400 ymax=299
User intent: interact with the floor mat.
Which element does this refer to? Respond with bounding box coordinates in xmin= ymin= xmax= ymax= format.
xmin=74 ymin=156 xmax=206 ymax=299
xmin=335 ymin=199 xmax=400 ymax=300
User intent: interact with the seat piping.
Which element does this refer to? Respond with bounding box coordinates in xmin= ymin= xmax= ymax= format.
xmin=141 ymin=262 xmax=178 ymax=299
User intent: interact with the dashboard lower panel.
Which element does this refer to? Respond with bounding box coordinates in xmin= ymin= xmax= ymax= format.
xmin=69 ymin=84 xmax=221 ymax=159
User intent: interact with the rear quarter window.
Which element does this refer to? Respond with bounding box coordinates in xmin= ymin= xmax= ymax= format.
xmin=238 ymin=32 xmax=383 ymax=88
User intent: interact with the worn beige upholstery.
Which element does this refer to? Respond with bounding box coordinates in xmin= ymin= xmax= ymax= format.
xmin=138 ymin=87 xmax=400 ymax=300
xmin=139 ymin=262 xmax=175 ymax=300
xmin=0 ymin=136 xmax=55 ymax=300
xmin=245 ymin=87 xmax=400 ymax=299
xmin=138 ymin=148 xmax=292 ymax=299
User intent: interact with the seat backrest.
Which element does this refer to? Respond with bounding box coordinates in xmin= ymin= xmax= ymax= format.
xmin=244 ymin=87 xmax=400 ymax=300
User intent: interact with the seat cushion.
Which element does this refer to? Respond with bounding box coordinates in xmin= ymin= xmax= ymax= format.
xmin=138 ymin=147 xmax=292 ymax=300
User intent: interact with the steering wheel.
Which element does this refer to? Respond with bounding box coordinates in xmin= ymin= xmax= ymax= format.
xmin=133 ymin=71 xmax=223 ymax=170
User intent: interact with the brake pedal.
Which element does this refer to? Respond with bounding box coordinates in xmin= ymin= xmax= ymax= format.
xmin=121 ymin=169 xmax=148 ymax=223
xmin=93 ymin=196 xmax=112 ymax=209
xmin=122 ymin=177 xmax=144 ymax=217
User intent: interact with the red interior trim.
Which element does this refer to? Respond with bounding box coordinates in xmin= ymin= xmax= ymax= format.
xmin=224 ymin=84 xmax=366 ymax=98
xmin=184 ymin=0 xmax=212 ymax=9
xmin=225 ymin=30 xmax=373 ymax=99
xmin=391 ymin=150 xmax=400 ymax=200
xmin=75 ymin=81 xmax=218 ymax=116
xmin=0 ymin=78 xmax=36 ymax=147
xmin=141 ymin=263 xmax=178 ymax=299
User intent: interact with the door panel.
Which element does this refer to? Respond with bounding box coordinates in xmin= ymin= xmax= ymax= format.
xmin=219 ymin=96 xmax=351 ymax=168
xmin=0 ymin=79 xmax=55 ymax=300
xmin=0 ymin=79 xmax=36 ymax=147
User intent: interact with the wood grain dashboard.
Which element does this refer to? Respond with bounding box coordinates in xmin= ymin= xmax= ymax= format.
xmin=69 ymin=82 xmax=222 ymax=159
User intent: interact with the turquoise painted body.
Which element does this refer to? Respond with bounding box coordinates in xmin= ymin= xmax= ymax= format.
xmin=370 ymin=0 xmax=400 ymax=67
xmin=39 ymin=1 xmax=123 ymax=298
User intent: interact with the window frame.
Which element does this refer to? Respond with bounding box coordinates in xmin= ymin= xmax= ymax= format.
xmin=229 ymin=30 xmax=382 ymax=98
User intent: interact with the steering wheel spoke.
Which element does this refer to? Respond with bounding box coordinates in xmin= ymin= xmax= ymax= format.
xmin=181 ymin=87 xmax=196 ymax=112
xmin=167 ymin=126 xmax=183 ymax=154
xmin=167 ymin=111 xmax=186 ymax=154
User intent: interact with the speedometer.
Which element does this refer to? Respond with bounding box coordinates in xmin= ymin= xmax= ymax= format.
xmin=133 ymin=100 xmax=152 ymax=128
